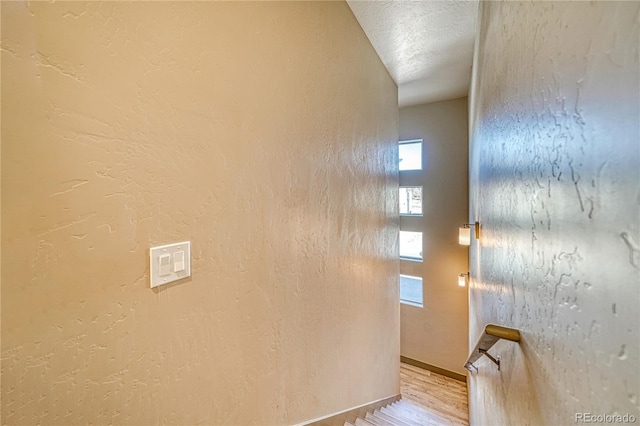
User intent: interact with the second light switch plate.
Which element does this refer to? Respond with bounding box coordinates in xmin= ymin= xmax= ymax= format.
xmin=150 ymin=241 xmax=191 ymax=288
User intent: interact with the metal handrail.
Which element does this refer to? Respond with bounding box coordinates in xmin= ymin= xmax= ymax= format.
xmin=464 ymin=324 xmax=521 ymax=372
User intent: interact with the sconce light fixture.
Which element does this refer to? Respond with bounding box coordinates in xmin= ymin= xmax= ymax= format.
xmin=458 ymin=272 xmax=469 ymax=287
xmin=458 ymin=221 xmax=480 ymax=245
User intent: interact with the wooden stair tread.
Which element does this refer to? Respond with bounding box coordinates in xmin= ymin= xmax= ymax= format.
xmin=371 ymin=409 xmax=413 ymax=426
xmin=379 ymin=406 xmax=425 ymax=426
xmin=399 ymin=395 xmax=468 ymax=423
xmin=393 ymin=400 xmax=452 ymax=418
xmin=365 ymin=412 xmax=396 ymax=426
xmin=386 ymin=401 xmax=446 ymax=425
xmin=354 ymin=417 xmax=376 ymax=426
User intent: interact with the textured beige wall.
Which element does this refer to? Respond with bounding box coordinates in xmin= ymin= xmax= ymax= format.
xmin=469 ymin=1 xmax=639 ymax=425
xmin=398 ymin=98 xmax=469 ymax=376
xmin=0 ymin=2 xmax=400 ymax=424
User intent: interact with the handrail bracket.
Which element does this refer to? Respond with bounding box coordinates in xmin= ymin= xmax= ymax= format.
xmin=464 ymin=324 xmax=521 ymax=373
xmin=464 ymin=362 xmax=478 ymax=373
xmin=479 ymin=348 xmax=501 ymax=371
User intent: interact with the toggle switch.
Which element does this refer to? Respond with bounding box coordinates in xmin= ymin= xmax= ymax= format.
xmin=173 ymin=251 xmax=185 ymax=272
xmin=158 ymin=254 xmax=171 ymax=276
xmin=149 ymin=241 xmax=191 ymax=288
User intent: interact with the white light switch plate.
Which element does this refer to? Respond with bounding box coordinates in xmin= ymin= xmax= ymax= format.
xmin=150 ymin=241 xmax=191 ymax=288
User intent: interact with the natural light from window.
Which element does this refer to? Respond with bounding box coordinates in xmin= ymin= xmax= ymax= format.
xmin=398 ymin=140 xmax=422 ymax=171
xmin=400 ymin=275 xmax=423 ymax=307
xmin=399 ymin=187 xmax=423 ymax=216
xmin=399 ymin=231 xmax=423 ymax=261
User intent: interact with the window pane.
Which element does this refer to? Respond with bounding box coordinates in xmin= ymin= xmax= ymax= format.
xmin=399 ymin=231 xmax=422 ymax=260
xmin=399 ymin=141 xmax=422 ymax=171
xmin=399 ymin=187 xmax=423 ymax=215
xmin=400 ymin=275 xmax=423 ymax=306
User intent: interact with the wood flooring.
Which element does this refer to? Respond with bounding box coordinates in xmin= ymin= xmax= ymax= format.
xmin=344 ymin=362 xmax=469 ymax=426
xmin=399 ymin=362 xmax=469 ymax=425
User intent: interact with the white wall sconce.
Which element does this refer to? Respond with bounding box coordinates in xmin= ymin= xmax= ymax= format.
xmin=458 ymin=272 xmax=469 ymax=287
xmin=458 ymin=221 xmax=480 ymax=245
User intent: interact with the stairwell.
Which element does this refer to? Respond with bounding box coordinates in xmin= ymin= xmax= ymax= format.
xmin=346 ymin=399 xmax=453 ymax=426
xmin=344 ymin=362 xmax=468 ymax=426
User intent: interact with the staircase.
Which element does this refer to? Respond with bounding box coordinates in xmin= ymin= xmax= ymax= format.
xmin=345 ymin=399 xmax=452 ymax=426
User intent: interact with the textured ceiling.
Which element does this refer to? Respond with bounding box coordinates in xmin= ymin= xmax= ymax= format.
xmin=347 ymin=0 xmax=478 ymax=107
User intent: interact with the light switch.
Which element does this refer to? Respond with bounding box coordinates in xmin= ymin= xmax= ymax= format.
xmin=158 ymin=254 xmax=172 ymax=276
xmin=173 ymin=251 xmax=185 ymax=272
xmin=149 ymin=241 xmax=191 ymax=288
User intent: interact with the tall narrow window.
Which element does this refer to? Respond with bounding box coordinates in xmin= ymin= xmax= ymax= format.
xmin=400 ymin=275 xmax=423 ymax=307
xmin=398 ymin=139 xmax=424 ymax=308
xmin=399 ymin=231 xmax=423 ymax=261
xmin=399 ymin=187 xmax=423 ymax=216
xmin=399 ymin=139 xmax=422 ymax=171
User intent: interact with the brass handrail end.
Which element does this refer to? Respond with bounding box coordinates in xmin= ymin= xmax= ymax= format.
xmin=485 ymin=324 xmax=521 ymax=342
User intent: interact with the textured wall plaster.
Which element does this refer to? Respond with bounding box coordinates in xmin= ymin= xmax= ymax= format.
xmin=0 ymin=2 xmax=400 ymax=424
xmin=399 ymin=99 xmax=469 ymax=376
xmin=468 ymin=1 xmax=639 ymax=425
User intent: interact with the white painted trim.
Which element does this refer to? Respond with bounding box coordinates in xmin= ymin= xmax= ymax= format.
xmin=398 ymin=138 xmax=423 ymax=144
xmin=294 ymin=394 xmax=399 ymax=426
